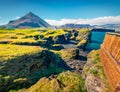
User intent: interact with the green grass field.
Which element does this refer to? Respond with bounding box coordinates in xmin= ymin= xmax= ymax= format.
xmin=0 ymin=28 xmax=91 ymax=92
xmin=0 ymin=44 xmax=43 ymax=62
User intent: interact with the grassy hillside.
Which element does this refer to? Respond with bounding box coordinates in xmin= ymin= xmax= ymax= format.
xmin=0 ymin=28 xmax=67 ymax=44
xmin=0 ymin=28 xmax=91 ymax=92
xmin=0 ymin=28 xmax=91 ymax=48
xmin=0 ymin=44 xmax=43 ymax=62
xmin=0 ymin=44 xmax=66 ymax=91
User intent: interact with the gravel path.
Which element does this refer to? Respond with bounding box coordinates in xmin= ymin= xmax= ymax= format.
xmin=62 ymin=40 xmax=79 ymax=48
xmin=60 ymin=39 xmax=90 ymax=74
xmin=64 ymin=49 xmax=89 ymax=74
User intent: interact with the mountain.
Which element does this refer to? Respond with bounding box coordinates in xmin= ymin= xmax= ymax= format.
xmin=92 ymin=24 xmax=120 ymax=29
xmin=91 ymin=24 xmax=120 ymax=32
xmin=59 ymin=23 xmax=91 ymax=28
xmin=5 ymin=12 xmax=51 ymax=28
xmin=59 ymin=23 xmax=120 ymax=31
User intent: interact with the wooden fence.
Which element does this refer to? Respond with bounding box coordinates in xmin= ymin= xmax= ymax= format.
xmin=100 ymin=33 xmax=120 ymax=92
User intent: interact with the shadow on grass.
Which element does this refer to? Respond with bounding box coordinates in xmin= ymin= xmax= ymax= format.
xmin=0 ymin=50 xmax=71 ymax=92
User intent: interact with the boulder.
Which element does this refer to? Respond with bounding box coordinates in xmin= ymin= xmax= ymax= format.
xmin=71 ymin=29 xmax=76 ymax=33
xmin=70 ymin=30 xmax=78 ymax=40
xmin=73 ymin=31 xmax=78 ymax=37
xmin=53 ymin=35 xmax=66 ymax=44
xmin=64 ymin=33 xmax=72 ymax=42
xmin=44 ymin=36 xmax=54 ymax=44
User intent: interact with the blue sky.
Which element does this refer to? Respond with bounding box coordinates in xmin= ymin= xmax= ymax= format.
xmin=0 ymin=0 xmax=120 ymax=25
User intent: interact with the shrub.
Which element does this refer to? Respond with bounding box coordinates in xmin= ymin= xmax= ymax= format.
xmin=92 ymin=60 xmax=98 ymax=64
xmin=89 ymin=69 xmax=98 ymax=75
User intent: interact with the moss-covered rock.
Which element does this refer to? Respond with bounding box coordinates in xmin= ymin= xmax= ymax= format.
xmin=64 ymin=33 xmax=72 ymax=42
xmin=53 ymin=34 xmax=66 ymax=44
xmin=72 ymin=31 xmax=78 ymax=37
xmin=77 ymin=39 xmax=87 ymax=49
xmin=42 ymin=29 xmax=71 ymax=44
xmin=69 ymin=29 xmax=78 ymax=40
xmin=43 ymin=36 xmax=54 ymax=44
xmin=59 ymin=48 xmax=79 ymax=60
xmin=26 ymin=71 xmax=86 ymax=92
xmin=75 ymin=29 xmax=91 ymax=50
xmin=76 ymin=29 xmax=90 ymax=41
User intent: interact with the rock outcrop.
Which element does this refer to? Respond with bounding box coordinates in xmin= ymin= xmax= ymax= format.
xmin=85 ymin=74 xmax=106 ymax=92
xmin=53 ymin=34 xmax=66 ymax=44
xmin=26 ymin=71 xmax=86 ymax=92
xmin=76 ymin=29 xmax=91 ymax=50
xmin=82 ymin=50 xmax=109 ymax=92
xmin=100 ymin=33 xmax=120 ymax=92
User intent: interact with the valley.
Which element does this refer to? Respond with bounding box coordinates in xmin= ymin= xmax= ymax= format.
xmin=0 ymin=12 xmax=119 ymax=92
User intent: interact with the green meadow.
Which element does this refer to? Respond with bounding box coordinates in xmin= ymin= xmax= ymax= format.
xmin=0 ymin=28 xmax=94 ymax=92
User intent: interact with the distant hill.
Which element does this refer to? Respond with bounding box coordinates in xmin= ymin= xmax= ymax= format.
xmin=92 ymin=24 xmax=120 ymax=32
xmin=91 ymin=28 xmax=115 ymax=32
xmin=59 ymin=24 xmax=91 ymax=28
xmin=92 ymin=24 xmax=120 ymax=29
xmin=59 ymin=23 xmax=120 ymax=31
xmin=4 ymin=12 xmax=51 ymax=28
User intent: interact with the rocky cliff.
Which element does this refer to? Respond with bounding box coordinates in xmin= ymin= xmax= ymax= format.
xmin=82 ymin=50 xmax=110 ymax=92
xmin=100 ymin=33 xmax=120 ymax=92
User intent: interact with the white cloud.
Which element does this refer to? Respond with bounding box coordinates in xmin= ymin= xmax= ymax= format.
xmin=15 ymin=16 xmax=20 ymax=19
xmin=45 ymin=16 xmax=120 ymax=26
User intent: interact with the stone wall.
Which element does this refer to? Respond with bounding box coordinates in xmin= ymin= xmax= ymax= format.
xmin=100 ymin=33 xmax=120 ymax=92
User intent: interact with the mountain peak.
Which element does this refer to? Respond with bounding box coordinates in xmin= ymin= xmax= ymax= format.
xmin=28 ymin=11 xmax=33 ymax=14
xmin=6 ymin=12 xmax=51 ymax=28
xmin=25 ymin=12 xmax=37 ymax=18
